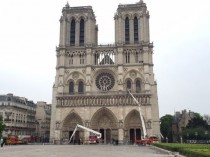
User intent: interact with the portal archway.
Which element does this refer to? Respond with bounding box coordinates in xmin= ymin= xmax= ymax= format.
xmin=124 ymin=109 xmax=142 ymax=144
xmin=62 ymin=112 xmax=83 ymax=144
xmin=90 ymin=107 xmax=118 ymax=144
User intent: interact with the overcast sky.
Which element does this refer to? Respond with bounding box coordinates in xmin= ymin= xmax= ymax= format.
xmin=0 ymin=0 xmax=210 ymax=117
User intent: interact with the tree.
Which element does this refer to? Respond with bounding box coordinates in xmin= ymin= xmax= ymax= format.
xmin=160 ymin=114 xmax=173 ymax=142
xmin=187 ymin=113 xmax=208 ymax=129
xmin=203 ymin=114 xmax=210 ymax=125
xmin=0 ymin=115 xmax=6 ymax=136
xmin=182 ymin=113 xmax=209 ymax=140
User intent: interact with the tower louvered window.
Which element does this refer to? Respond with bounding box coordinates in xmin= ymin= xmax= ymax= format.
xmin=134 ymin=16 xmax=138 ymax=43
xmin=70 ymin=19 xmax=76 ymax=46
xmin=80 ymin=19 xmax=85 ymax=46
xmin=125 ymin=17 xmax=130 ymax=44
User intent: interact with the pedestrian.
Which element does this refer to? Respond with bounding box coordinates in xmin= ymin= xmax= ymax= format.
xmin=0 ymin=137 xmax=4 ymax=147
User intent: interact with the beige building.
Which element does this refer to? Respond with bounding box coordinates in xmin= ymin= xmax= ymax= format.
xmin=50 ymin=0 xmax=160 ymax=144
xmin=0 ymin=93 xmax=36 ymax=137
xmin=35 ymin=101 xmax=51 ymax=142
xmin=172 ymin=110 xmax=194 ymax=142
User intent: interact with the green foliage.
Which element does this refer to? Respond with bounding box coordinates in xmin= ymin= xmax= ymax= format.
xmin=187 ymin=114 xmax=208 ymax=129
xmin=153 ymin=143 xmax=210 ymax=157
xmin=160 ymin=114 xmax=173 ymax=142
xmin=182 ymin=127 xmax=210 ymax=140
xmin=180 ymin=113 xmax=209 ymax=140
xmin=0 ymin=115 xmax=6 ymax=136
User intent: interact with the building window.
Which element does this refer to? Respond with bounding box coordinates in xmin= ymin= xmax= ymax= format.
xmin=80 ymin=54 xmax=84 ymax=64
xmin=135 ymin=52 xmax=138 ymax=63
xmin=94 ymin=51 xmax=115 ymax=65
xmin=125 ymin=52 xmax=130 ymax=63
xmin=126 ymin=80 xmax=132 ymax=90
xmin=79 ymin=19 xmax=85 ymax=46
xmin=7 ymin=97 xmax=11 ymax=101
xmin=78 ymin=81 xmax=84 ymax=94
xmin=69 ymin=81 xmax=74 ymax=94
xmin=69 ymin=54 xmax=73 ymax=65
xmin=136 ymin=80 xmax=141 ymax=93
xmin=70 ymin=19 xmax=76 ymax=46
xmin=95 ymin=72 xmax=115 ymax=91
xmin=125 ymin=17 xmax=130 ymax=44
xmin=134 ymin=16 xmax=138 ymax=43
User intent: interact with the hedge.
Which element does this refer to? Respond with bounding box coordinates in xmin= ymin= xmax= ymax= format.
xmin=153 ymin=143 xmax=210 ymax=157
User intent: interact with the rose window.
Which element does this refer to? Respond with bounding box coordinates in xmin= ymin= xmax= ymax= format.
xmin=96 ymin=72 xmax=115 ymax=91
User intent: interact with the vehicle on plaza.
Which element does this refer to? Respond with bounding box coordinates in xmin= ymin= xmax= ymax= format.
xmin=136 ymin=136 xmax=159 ymax=145
xmin=69 ymin=124 xmax=101 ymax=144
xmin=128 ymin=90 xmax=160 ymax=145
xmin=18 ymin=135 xmax=31 ymax=144
xmin=6 ymin=135 xmax=18 ymax=145
xmin=89 ymin=133 xmax=99 ymax=144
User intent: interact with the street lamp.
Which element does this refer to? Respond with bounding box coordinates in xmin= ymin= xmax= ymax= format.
xmin=205 ymin=131 xmax=208 ymax=141
xmin=195 ymin=132 xmax=198 ymax=141
xmin=187 ymin=133 xmax=189 ymax=143
xmin=166 ymin=137 xmax=168 ymax=143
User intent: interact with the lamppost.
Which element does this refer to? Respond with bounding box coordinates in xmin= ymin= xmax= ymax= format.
xmin=195 ymin=132 xmax=198 ymax=142
xmin=205 ymin=131 xmax=208 ymax=141
xmin=180 ymin=136 xmax=183 ymax=144
xmin=187 ymin=133 xmax=189 ymax=143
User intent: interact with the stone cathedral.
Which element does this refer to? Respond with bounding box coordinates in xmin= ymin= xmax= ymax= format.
xmin=50 ymin=0 xmax=160 ymax=144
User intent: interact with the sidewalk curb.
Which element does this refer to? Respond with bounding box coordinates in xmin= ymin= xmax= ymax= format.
xmin=149 ymin=145 xmax=186 ymax=157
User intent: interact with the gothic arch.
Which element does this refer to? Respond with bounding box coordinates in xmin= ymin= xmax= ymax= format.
xmin=133 ymin=13 xmax=140 ymax=19
xmin=61 ymin=112 xmax=83 ymax=131
xmin=122 ymin=14 xmax=131 ymax=20
xmin=67 ymin=16 xmax=76 ymax=22
xmin=124 ymin=78 xmax=133 ymax=91
xmin=65 ymin=71 xmax=86 ymax=85
xmin=90 ymin=107 xmax=118 ymax=129
xmin=79 ymin=15 xmax=87 ymax=21
xmin=77 ymin=79 xmax=85 ymax=94
xmin=123 ymin=70 xmax=145 ymax=83
xmin=124 ymin=109 xmax=141 ymax=129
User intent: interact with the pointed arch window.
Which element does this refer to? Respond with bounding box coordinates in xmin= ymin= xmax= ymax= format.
xmin=135 ymin=52 xmax=138 ymax=63
xmin=136 ymin=80 xmax=141 ymax=93
xmin=80 ymin=54 xmax=84 ymax=64
xmin=69 ymin=81 xmax=74 ymax=94
xmin=134 ymin=16 xmax=139 ymax=43
xmin=125 ymin=17 xmax=130 ymax=44
xmin=79 ymin=19 xmax=85 ymax=46
xmin=69 ymin=54 xmax=73 ymax=65
xmin=126 ymin=80 xmax=132 ymax=91
xmin=125 ymin=52 xmax=130 ymax=63
xmin=70 ymin=19 xmax=76 ymax=46
xmin=78 ymin=81 xmax=84 ymax=94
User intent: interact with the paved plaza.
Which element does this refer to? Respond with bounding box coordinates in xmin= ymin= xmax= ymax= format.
xmin=0 ymin=144 xmax=176 ymax=157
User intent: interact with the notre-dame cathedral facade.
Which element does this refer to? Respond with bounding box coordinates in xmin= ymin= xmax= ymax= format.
xmin=50 ymin=0 xmax=160 ymax=144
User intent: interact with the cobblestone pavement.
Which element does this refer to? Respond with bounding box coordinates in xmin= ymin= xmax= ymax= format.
xmin=0 ymin=144 xmax=174 ymax=157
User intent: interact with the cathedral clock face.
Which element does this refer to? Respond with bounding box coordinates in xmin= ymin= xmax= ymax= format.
xmin=96 ymin=72 xmax=115 ymax=91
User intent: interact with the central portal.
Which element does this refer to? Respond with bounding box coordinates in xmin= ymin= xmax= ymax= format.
xmin=90 ymin=107 xmax=118 ymax=144
xmin=99 ymin=128 xmax=112 ymax=144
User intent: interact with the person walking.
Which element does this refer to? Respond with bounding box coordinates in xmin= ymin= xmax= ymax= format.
xmin=0 ymin=137 xmax=4 ymax=147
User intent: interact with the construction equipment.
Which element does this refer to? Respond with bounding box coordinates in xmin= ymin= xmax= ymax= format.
xmin=127 ymin=90 xmax=147 ymax=139
xmin=69 ymin=124 xmax=101 ymax=144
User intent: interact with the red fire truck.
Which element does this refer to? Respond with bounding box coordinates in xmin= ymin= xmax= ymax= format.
xmin=89 ymin=133 xmax=99 ymax=144
xmin=136 ymin=136 xmax=159 ymax=145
